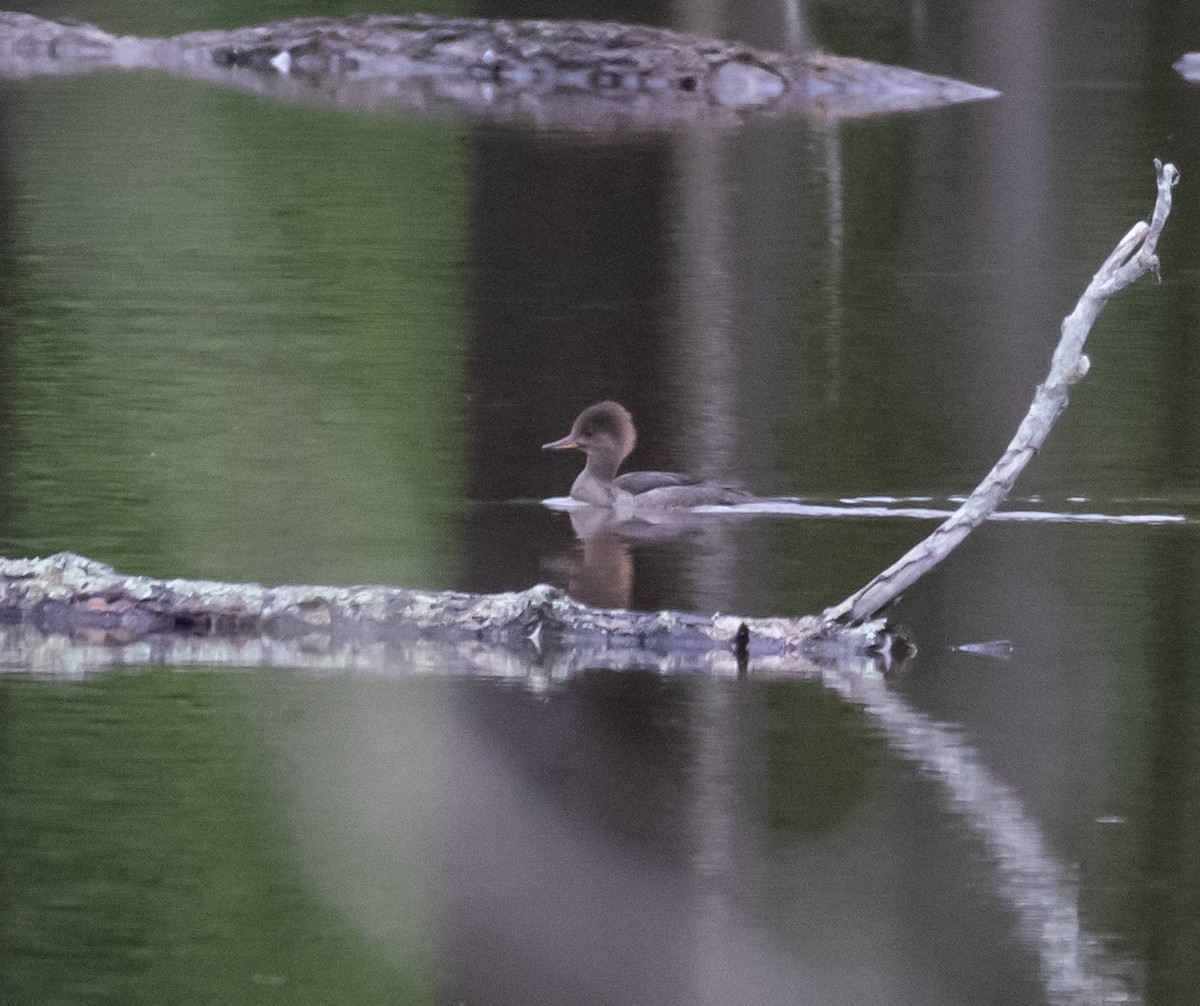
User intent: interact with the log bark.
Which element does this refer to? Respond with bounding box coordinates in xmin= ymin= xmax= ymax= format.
xmin=823 ymin=159 xmax=1179 ymax=624
xmin=0 ymin=12 xmax=999 ymax=128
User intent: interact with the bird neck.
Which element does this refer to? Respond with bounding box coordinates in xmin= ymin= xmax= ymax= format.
xmin=583 ymin=449 xmax=623 ymax=485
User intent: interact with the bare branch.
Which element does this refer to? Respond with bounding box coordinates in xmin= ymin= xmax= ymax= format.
xmin=823 ymin=160 xmax=1179 ymax=625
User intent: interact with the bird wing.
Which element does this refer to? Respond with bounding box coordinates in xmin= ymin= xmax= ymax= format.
xmin=613 ymin=470 xmax=694 ymax=494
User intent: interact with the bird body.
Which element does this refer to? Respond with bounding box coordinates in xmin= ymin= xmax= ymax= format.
xmin=542 ymin=401 xmax=751 ymax=509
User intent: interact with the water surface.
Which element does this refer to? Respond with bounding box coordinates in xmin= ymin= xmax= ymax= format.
xmin=2 ymin=0 xmax=1200 ymax=1003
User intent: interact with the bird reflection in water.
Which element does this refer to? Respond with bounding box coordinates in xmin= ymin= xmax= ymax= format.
xmin=544 ymin=505 xmax=748 ymax=611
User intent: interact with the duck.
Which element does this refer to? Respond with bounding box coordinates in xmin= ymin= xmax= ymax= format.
xmin=542 ymin=400 xmax=753 ymax=509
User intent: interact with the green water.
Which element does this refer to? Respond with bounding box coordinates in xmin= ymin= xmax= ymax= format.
xmin=0 ymin=671 xmax=438 ymax=1004
xmin=4 ymin=52 xmax=468 ymax=587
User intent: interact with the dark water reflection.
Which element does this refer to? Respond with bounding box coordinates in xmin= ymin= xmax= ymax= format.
xmin=0 ymin=668 xmax=1063 ymax=1005
xmin=2 ymin=0 xmax=1200 ymax=1003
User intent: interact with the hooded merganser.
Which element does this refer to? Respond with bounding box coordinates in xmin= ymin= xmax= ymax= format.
xmin=542 ymin=400 xmax=752 ymax=509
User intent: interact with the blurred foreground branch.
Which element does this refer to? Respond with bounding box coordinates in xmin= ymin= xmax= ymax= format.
xmin=823 ymin=159 xmax=1179 ymax=624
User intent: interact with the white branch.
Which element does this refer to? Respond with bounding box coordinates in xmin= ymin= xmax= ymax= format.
xmin=824 ymin=159 xmax=1179 ymax=625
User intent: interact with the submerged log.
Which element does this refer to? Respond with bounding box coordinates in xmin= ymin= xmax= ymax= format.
xmin=0 ymin=11 xmax=998 ymax=128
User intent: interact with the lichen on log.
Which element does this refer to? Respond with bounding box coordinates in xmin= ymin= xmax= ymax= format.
xmin=0 ymin=11 xmax=999 ymax=128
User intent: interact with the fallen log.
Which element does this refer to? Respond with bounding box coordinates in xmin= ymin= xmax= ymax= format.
xmin=0 ymin=11 xmax=999 ymax=128
xmin=0 ymin=551 xmax=904 ymax=676
xmin=0 ymin=164 xmax=1179 ymax=675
